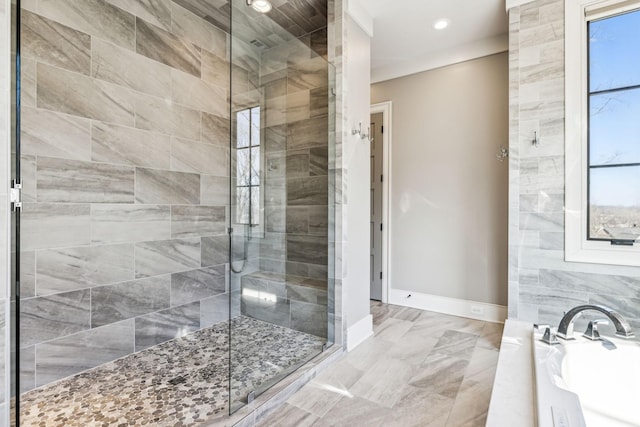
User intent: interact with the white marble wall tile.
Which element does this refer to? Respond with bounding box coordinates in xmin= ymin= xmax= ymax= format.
xmin=134 ymin=168 xmax=200 ymax=205
xmin=91 ymin=38 xmax=172 ymax=99
xmin=92 ymin=122 xmax=171 ymax=169
xmin=201 ymin=49 xmax=229 ymax=88
xmin=200 ymin=292 xmax=235 ymax=327
xmin=287 ymin=90 xmax=311 ymax=123
xmin=21 ymin=107 xmax=91 ymax=160
xmin=91 ymin=275 xmax=171 ymax=327
xmin=20 ymin=251 xmax=36 ymax=298
xmin=202 ymin=112 xmax=230 ymax=147
xmin=136 ymin=18 xmax=201 ymax=77
xmin=91 ymin=204 xmax=171 ymax=244
xmin=36 ymin=243 xmax=134 ymax=295
xmin=171 ymin=137 xmax=228 ymax=176
xmin=201 ymin=235 xmax=228 ymax=267
xmin=519 ymin=21 xmax=564 ymax=49
xmin=519 ymin=285 xmax=588 ymax=311
xmin=35 ymin=319 xmax=135 ymax=387
xmin=538 ymin=231 xmax=563 ymax=250
xmin=106 ymin=0 xmax=172 ymax=31
xmin=134 ymin=92 xmax=201 ymax=140
xmin=170 ymin=205 xmax=226 ymax=238
xmin=21 ymin=57 xmax=37 ymax=108
xmin=20 ymin=154 xmax=37 ymax=202
xmin=37 ymin=63 xmax=135 ymax=126
xmin=21 ymin=203 xmax=91 ymax=251
xmin=201 ymin=175 xmax=229 ymax=206
xmin=518 ymin=212 xmax=563 ymax=232
xmin=171 ymin=68 xmax=227 ymax=117
xmin=171 ymin=1 xmax=227 ymax=58
xmin=38 ymin=0 xmax=136 ymax=50
xmin=37 ymin=157 xmax=135 ymax=203
xmin=134 ymin=301 xmax=200 ymax=351
xmin=21 ymin=10 xmax=91 ymax=75
xmin=171 ymin=265 xmax=226 ymax=306
xmin=20 ymin=289 xmax=91 ymax=347
xmin=135 ymin=237 xmax=201 ymax=278
xmin=539 ymin=269 xmax=640 ymax=298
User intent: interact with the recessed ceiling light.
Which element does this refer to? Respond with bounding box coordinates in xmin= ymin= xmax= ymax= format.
xmin=433 ymin=19 xmax=450 ymax=30
xmin=248 ymin=0 xmax=272 ymax=13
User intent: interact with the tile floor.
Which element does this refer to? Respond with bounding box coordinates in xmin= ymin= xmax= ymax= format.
xmin=257 ymin=301 xmax=504 ymax=427
xmin=17 ymin=316 xmax=324 ymax=427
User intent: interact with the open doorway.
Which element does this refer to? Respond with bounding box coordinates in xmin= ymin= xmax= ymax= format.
xmin=370 ymin=102 xmax=391 ymax=303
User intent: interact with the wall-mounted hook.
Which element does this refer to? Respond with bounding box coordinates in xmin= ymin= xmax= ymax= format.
xmin=531 ymin=131 xmax=540 ymax=147
xmin=352 ymin=122 xmax=362 ymax=137
xmin=496 ymin=145 xmax=509 ymax=162
xmin=361 ymin=126 xmax=372 ymax=142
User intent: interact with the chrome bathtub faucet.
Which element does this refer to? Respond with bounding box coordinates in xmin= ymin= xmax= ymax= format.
xmin=556 ymin=304 xmax=635 ymax=340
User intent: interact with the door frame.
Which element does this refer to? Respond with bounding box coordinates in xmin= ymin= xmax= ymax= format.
xmin=370 ymin=101 xmax=391 ymax=303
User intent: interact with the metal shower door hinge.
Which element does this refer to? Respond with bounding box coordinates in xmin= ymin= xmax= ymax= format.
xmin=10 ymin=180 xmax=22 ymax=212
xmin=246 ymin=390 xmax=256 ymax=404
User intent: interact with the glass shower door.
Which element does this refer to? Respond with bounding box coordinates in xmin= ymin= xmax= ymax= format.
xmin=229 ymin=0 xmax=334 ymax=413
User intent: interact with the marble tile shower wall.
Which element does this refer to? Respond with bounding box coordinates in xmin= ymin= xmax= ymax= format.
xmin=16 ymin=0 xmax=248 ymax=392
xmin=259 ymin=29 xmax=329 ymax=280
xmin=508 ymin=0 xmax=640 ymax=329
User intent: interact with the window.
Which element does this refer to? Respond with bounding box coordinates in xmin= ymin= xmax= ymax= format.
xmin=236 ymin=107 xmax=261 ymax=226
xmin=565 ymin=0 xmax=640 ymax=266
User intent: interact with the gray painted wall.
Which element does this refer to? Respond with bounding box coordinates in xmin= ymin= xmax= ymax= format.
xmin=371 ymin=53 xmax=509 ymax=306
xmin=508 ymin=0 xmax=640 ymax=330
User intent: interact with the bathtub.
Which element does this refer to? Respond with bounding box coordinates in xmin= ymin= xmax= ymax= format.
xmin=533 ymin=328 xmax=640 ymax=427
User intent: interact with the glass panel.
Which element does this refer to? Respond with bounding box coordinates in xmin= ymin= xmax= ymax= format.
xmin=236 ymin=147 xmax=250 ymax=186
xmin=251 ymin=107 xmax=261 ymax=147
xmin=251 ymin=187 xmax=260 ymax=225
xmin=236 ymin=186 xmax=250 ymax=224
xmin=589 ymin=166 xmax=640 ymax=240
xmin=237 ymin=109 xmax=251 ymax=148
xmin=229 ymin=0 xmax=332 ymax=415
xmin=589 ymin=88 xmax=640 ymax=165
xmin=250 ymin=147 xmax=260 ymax=186
xmin=589 ymin=9 xmax=640 ymax=92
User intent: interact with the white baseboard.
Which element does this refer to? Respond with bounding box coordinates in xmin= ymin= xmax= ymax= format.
xmin=389 ymin=289 xmax=507 ymax=324
xmin=346 ymin=314 xmax=373 ymax=351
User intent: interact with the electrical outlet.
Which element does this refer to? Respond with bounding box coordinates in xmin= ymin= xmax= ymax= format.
xmin=470 ymin=305 xmax=484 ymax=315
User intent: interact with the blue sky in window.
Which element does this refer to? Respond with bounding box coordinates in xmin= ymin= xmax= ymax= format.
xmin=588 ymin=9 xmax=640 ymax=207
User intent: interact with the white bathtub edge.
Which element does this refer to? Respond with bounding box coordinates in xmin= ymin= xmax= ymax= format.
xmin=486 ymin=319 xmax=536 ymax=427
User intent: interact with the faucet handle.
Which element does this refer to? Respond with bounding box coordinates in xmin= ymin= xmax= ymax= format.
xmin=583 ymin=319 xmax=609 ymax=341
xmin=535 ymin=324 xmax=560 ymax=345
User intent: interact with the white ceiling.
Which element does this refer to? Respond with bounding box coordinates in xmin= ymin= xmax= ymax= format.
xmin=358 ymin=0 xmax=509 ymax=83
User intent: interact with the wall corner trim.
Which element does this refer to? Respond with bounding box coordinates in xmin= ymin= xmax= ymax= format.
xmin=505 ymin=0 xmax=536 ymax=11
xmin=389 ymin=289 xmax=507 ymax=323
xmin=346 ymin=314 xmax=373 ymax=351
xmin=347 ymin=0 xmax=374 ymax=38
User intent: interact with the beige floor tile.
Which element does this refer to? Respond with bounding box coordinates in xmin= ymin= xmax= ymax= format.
xmin=408 ymin=353 xmax=468 ymax=398
xmin=264 ymin=303 xmax=502 ymax=427
xmin=311 ymin=395 xmax=391 ymax=427
xmin=257 ymin=403 xmax=318 ymax=427
xmin=349 ymin=357 xmax=413 ymax=408
xmin=384 ymin=385 xmax=455 ymax=427
xmin=373 ymin=317 xmax=415 ymax=343
xmin=477 ymin=322 xmax=505 ymax=350
xmin=288 ymin=381 xmax=346 ymax=418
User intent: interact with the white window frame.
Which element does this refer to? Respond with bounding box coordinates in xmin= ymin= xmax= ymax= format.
xmin=565 ymin=0 xmax=640 ymax=266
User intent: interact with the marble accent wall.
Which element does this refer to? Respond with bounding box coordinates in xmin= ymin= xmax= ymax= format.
xmin=17 ymin=0 xmax=242 ymax=392
xmin=508 ymin=0 xmax=640 ymax=330
xmin=260 ymin=30 xmax=329 ymax=281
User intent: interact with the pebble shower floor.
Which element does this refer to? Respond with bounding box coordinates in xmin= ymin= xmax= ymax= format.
xmin=15 ymin=317 xmax=325 ymax=426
